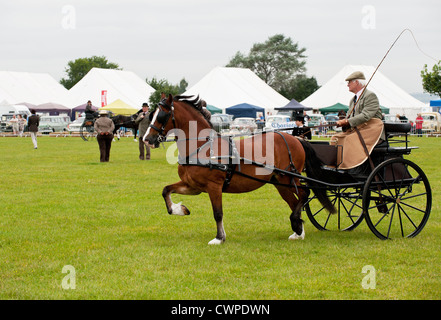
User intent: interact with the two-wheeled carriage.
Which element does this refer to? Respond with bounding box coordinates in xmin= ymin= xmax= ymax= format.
xmin=80 ymin=112 xmax=139 ymax=141
xmin=80 ymin=116 xmax=97 ymax=141
xmin=303 ymin=122 xmax=431 ymax=239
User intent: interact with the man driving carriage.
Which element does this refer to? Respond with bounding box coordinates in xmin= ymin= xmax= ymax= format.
xmin=331 ymin=71 xmax=385 ymax=170
xmin=85 ymin=100 xmax=98 ymax=120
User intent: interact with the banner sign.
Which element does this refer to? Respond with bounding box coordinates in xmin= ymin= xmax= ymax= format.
xmin=101 ymin=90 xmax=107 ymax=107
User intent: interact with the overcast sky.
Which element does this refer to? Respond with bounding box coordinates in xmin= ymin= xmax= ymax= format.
xmin=1 ymin=0 xmax=440 ymax=94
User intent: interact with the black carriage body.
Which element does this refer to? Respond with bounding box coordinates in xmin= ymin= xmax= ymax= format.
xmin=304 ymin=122 xmax=431 ymax=239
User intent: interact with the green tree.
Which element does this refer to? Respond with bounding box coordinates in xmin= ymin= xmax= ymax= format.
xmin=146 ymin=77 xmax=188 ymax=107
xmin=60 ymin=55 xmax=121 ymax=89
xmin=279 ymin=75 xmax=320 ymax=102
xmin=421 ymin=61 xmax=441 ymax=97
xmin=226 ymin=34 xmax=308 ymax=95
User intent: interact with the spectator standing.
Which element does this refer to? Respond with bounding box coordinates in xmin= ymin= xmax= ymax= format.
xmin=18 ymin=114 xmax=26 ymax=137
xmin=94 ymin=110 xmax=115 ymax=162
xmin=415 ymin=113 xmax=423 ymax=137
xmin=9 ymin=115 xmax=19 ymax=135
xmin=135 ymin=103 xmax=151 ymax=160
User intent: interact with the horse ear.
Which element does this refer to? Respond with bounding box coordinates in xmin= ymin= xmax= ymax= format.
xmin=160 ymin=92 xmax=166 ymax=100
xmin=167 ymin=93 xmax=173 ymax=105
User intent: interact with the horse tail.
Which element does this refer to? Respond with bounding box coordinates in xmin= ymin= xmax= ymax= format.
xmin=298 ymin=139 xmax=336 ymax=214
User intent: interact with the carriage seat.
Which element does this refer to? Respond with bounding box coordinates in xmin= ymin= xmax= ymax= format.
xmin=383 ymin=122 xmax=411 ymax=136
xmin=372 ymin=122 xmax=416 ymax=156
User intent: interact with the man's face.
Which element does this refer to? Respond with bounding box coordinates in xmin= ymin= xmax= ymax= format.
xmin=347 ymin=80 xmax=359 ymax=93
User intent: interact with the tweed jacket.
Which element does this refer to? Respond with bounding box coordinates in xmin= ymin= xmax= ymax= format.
xmin=135 ymin=111 xmax=151 ymax=137
xmin=347 ymin=89 xmax=382 ymax=125
xmin=27 ymin=114 xmax=40 ymax=132
xmin=347 ymin=89 xmax=384 ymax=140
xmin=94 ymin=116 xmax=115 ymax=134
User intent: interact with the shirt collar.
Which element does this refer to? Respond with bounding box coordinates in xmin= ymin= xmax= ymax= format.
xmin=355 ymin=88 xmax=364 ymax=101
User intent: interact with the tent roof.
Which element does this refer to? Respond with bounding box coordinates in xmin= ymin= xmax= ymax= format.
xmin=183 ymin=67 xmax=289 ymax=111
xmin=301 ymin=65 xmax=426 ymax=119
xmin=319 ymin=103 xmax=349 ymax=114
xmin=206 ymin=104 xmax=222 ymax=114
xmin=72 ymin=103 xmax=99 ymax=112
xmin=275 ymin=98 xmax=312 ymax=111
xmin=34 ymin=102 xmax=71 ymax=114
xmin=0 ymin=71 xmax=68 ymax=106
xmin=101 ymin=99 xmax=139 ymax=115
xmin=225 ymin=103 xmax=265 ymax=119
xmin=226 ymin=103 xmax=264 ymax=111
xmin=67 ymin=68 xmax=155 ymax=109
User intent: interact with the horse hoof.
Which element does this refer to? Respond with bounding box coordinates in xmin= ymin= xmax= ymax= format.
xmin=208 ymin=238 xmax=224 ymax=245
xmin=170 ymin=202 xmax=190 ymax=216
xmin=289 ymin=232 xmax=305 ymax=240
xmin=288 ymin=225 xmax=305 ymax=240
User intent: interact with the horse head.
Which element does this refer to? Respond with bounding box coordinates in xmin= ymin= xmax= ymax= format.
xmin=144 ymin=93 xmax=174 ymax=148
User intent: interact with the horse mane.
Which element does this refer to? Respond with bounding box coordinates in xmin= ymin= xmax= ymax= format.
xmin=174 ymin=95 xmax=213 ymax=128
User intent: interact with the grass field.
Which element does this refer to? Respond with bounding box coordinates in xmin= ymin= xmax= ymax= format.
xmin=0 ymin=135 xmax=440 ymax=300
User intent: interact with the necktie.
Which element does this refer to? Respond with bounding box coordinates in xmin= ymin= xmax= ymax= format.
xmin=351 ymin=96 xmax=357 ymax=116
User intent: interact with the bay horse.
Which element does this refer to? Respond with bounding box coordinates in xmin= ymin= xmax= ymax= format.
xmin=112 ymin=112 xmax=141 ymax=141
xmin=144 ymin=94 xmax=335 ymax=244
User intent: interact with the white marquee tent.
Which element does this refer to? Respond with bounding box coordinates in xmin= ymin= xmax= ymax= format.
xmin=0 ymin=70 xmax=69 ymax=106
xmin=183 ymin=67 xmax=289 ymax=113
xmin=67 ymin=68 xmax=155 ymax=109
xmin=301 ymin=65 xmax=426 ymax=120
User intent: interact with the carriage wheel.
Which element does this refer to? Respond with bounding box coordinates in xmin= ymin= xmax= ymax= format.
xmin=362 ymin=158 xmax=431 ymax=240
xmin=305 ymin=186 xmax=365 ymax=231
xmin=80 ymin=121 xmax=96 ymax=141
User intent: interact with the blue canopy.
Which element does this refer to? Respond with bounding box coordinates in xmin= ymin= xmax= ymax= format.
xmin=275 ymin=98 xmax=312 ymax=111
xmin=225 ymin=103 xmax=264 ymax=119
xmin=430 ymin=99 xmax=441 ymax=107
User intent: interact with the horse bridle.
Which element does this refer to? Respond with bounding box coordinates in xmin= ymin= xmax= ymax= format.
xmin=149 ymin=98 xmax=176 ymax=137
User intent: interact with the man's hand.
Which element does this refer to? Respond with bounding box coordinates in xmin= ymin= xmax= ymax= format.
xmin=336 ymin=119 xmax=349 ymax=127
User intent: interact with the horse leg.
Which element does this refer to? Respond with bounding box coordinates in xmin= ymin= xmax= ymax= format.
xmin=274 ymin=184 xmax=308 ymax=240
xmin=162 ymin=181 xmax=201 ymax=216
xmin=207 ymin=187 xmax=226 ymax=245
xmin=133 ymin=128 xmax=137 ymax=142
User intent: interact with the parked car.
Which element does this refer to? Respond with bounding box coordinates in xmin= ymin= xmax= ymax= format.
xmin=324 ymin=114 xmax=339 ymax=130
xmin=230 ymin=117 xmax=257 ymax=133
xmin=264 ymin=115 xmax=294 ymax=131
xmin=307 ymin=114 xmax=328 ymax=134
xmin=383 ymin=114 xmax=399 ymax=122
xmin=1 ymin=114 xmax=19 ymax=132
xmin=421 ymin=112 xmax=441 ymax=132
xmin=211 ymin=114 xmax=231 ymax=133
xmin=38 ymin=115 xmax=71 ymax=133
xmin=383 ymin=114 xmax=409 ymax=123
xmin=307 ymin=114 xmax=327 ymax=127
xmin=67 ymin=118 xmax=85 ymax=133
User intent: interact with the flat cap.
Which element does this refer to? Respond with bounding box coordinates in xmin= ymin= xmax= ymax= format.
xmin=345 ymin=71 xmax=366 ymax=81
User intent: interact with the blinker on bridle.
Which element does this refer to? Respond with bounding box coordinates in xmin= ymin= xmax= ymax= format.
xmin=149 ymin=98 xmax=176 ymax=137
